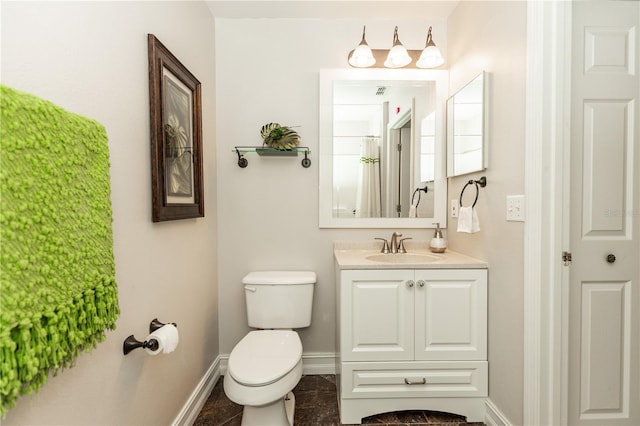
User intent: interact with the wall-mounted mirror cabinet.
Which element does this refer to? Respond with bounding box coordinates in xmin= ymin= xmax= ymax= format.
xmin=319 ymin=69 xmax=448 ymax=228
xmin=446 ymin=72 xmax=489 ymax=177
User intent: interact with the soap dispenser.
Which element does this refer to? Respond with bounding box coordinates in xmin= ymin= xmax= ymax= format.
xmin=430 ymin=223 xmax=447 ymax=253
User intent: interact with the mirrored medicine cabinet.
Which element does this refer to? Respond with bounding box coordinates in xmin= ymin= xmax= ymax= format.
xmin=319 ymin=69 xmax=449 ymax=229
xmin=446 ymin=72 xmax=489 ymax=177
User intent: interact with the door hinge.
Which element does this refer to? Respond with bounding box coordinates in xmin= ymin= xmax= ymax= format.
xmin=562 ymin=251 xmax=572 ymax=266
xmin=397 ymin=143 xmax=402 ymax=152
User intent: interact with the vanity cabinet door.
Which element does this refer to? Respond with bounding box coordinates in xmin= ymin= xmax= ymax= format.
xmin=340 ymin=269 xmax=415 ymax=362
xmin=414 ymin=269 xmax=487 ymax=361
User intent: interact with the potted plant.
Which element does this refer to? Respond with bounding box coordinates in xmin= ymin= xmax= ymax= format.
xmin=260 ymin=122 xmax=300 ymax=150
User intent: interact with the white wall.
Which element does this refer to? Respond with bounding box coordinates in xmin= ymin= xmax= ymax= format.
xmin=214 ymin=18 xmax=447 ymax=357
xmin=446 ymin=2 xmax=527 ymax=424
xmin=1 ymin=1 xmax=218 ymax=424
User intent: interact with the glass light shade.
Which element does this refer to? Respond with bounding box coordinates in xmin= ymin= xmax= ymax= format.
xmin=348 ymin=43 xmax=376 ymax=68
xmin=416 ymin=45 xmax=444 ymax=68
xmin=384 ymin=45 xmax=411 ymax=68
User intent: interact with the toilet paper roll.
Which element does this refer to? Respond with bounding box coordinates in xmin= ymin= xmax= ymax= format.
xmin=144 ymin=324 xmax=179 ymax=355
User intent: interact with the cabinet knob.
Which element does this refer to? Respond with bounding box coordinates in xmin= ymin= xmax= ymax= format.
xmin=407 ymin=280 xmax=415 ymax=288
xmin=417 ymin=280 xmax=425 ymax=288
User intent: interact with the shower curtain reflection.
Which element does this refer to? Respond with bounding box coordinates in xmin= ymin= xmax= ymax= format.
xmin=355 ymin=137 xmax=381 ymax=217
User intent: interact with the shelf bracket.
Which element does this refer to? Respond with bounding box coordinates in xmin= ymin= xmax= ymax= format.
xmin=301 ymin=149 xmax=311 ymax=168
xmin=235 ymin=147 xmax=248 ymax=168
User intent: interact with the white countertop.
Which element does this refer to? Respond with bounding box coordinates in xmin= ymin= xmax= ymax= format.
xmin=333 ymin=241 xmax=487 ymax=270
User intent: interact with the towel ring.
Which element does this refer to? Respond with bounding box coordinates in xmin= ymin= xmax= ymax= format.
xmin=459 ymin=176 xmax=487 ymax=208
xmin=411 ymin=185 xmax=428 ymax=207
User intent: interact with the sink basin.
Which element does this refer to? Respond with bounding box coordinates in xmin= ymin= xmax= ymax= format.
xmin=366 ymin=253 xmax=440 ymax=264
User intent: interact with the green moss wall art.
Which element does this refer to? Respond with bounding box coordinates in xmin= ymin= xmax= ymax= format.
xmin=0 ymin=86 xmax=119 ymax=414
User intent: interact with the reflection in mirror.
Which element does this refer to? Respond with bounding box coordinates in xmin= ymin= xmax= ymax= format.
xmin=319 ymin=69 xmax=448 ymax=228
xmin=333 ymin=81 xmax=435 ymax=218
xmin=447 ymin=72 xmax=488 ymax=177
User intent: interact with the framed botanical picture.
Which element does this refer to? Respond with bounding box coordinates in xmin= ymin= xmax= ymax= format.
xmin=148 ymin=34 xmax=204 ymax=222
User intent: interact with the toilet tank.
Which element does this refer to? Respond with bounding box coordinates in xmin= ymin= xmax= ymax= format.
xmin=242 ymin=271 xmax=316 ymax=329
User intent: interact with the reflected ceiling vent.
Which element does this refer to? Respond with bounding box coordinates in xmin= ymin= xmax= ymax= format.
xmin=376 ymin=86 xmax=387 ymax=96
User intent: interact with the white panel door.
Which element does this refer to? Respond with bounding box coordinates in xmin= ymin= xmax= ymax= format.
xmin=414 ymin=269 xmax=487 ymax=361
xmin=340 ymin=269 xmax=415 ymax=361
xmin=569 ymin=2 xmax=640 ymax=425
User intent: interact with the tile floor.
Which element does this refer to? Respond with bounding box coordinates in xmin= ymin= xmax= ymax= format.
xmin=193 ymin=375 xmax=485 ymax=426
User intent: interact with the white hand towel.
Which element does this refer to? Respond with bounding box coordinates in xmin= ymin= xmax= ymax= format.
xmin=409 ymin=204 xmax=417 ymax=218
xmin=457 ymin=206 xmax=480 ymax=233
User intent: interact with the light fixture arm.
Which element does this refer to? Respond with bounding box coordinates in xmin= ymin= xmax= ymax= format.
xmin=424 ymin=27 xmax=436 ymax=47
xmin=426 ymin=26 xmax=436 ymax=48
xmin=359 ymin=26 xmax=369 ymax=46
xmin=392 ymin=26 xmax=402 ymax=47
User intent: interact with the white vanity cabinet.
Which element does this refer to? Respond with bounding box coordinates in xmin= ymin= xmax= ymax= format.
xmin=336 ymin=267 xmax=488 ymax=424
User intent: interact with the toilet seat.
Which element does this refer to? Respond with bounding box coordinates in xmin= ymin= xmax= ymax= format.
xmin=227 ymin=330 xmax=302 ymax=387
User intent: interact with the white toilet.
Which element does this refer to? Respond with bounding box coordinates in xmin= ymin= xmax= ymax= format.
xmin=224 ymin=271 xmax=316 ymax=426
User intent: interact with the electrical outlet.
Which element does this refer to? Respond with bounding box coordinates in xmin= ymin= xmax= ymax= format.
xmin=506 ymin=195 xmax=525 ymax=221
xmin=451 ymin=199 xmax=459 ymax=218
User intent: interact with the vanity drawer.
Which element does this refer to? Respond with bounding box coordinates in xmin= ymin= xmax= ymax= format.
xmin=341 ymin=361 xmax=487 ymax=399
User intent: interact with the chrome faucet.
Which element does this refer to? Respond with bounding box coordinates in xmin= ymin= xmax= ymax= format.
xmin=390 ymin=232 xmax=402 ymax=254
xmin=375 ymin=232 xmax=412 ymax=254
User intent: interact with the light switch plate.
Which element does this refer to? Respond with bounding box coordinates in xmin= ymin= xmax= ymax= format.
xmin=506 ymin=195 xmax=525 ymax=221
xmin=451 ymin=199 xmax=459 ymax=218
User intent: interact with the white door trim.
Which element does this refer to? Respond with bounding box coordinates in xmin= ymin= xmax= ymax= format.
xmin=524 ymin=1 xmax=571 ymax=425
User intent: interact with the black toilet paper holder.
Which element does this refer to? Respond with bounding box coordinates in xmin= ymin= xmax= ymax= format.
xmin=123 ymin=318 xmax=177 ymax=355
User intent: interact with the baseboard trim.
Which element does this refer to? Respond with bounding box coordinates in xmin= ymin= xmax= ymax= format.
xmin=484 ymin=398 xmax=513 ymax=426
xmin=172 ymin=355 xmax=221 ymax=426
xmin=302 ymin=352 xmax=336 ymax=375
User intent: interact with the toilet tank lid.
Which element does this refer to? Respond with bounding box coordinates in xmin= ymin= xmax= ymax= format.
xmin=242 ymin=271 xmax=316 ymax=285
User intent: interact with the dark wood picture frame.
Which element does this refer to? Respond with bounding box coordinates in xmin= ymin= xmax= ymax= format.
xmin=148 ymin=34 xmax=204 ymax=222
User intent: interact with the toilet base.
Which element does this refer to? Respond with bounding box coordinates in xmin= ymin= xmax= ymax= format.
xmin=241 ymin=392 xmax=295 ymax=426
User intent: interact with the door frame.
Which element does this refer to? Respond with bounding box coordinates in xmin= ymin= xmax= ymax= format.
xmin=523 ymin=1 xmax=572 ymax=425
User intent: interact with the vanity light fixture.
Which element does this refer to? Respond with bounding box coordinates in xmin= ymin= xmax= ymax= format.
xmin=348 ymin=26 xmax=376 ymax=68
xmin=384 ymin=26 xmax=412 ymax=68
xmin=347 ymin=25 xmax=445 ymax=69
xmin=416 ymin=26 xmax=445 ymax=69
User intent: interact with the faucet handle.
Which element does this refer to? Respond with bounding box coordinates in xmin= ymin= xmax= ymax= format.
xmin=374 ymin=238 xmax=390 ymax=254
xmin=398 ymin=237 xmax=412 ymax=254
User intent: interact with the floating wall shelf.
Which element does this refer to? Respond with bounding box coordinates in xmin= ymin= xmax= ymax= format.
xmin=233 ymin=146 xmax=311 ymax=168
